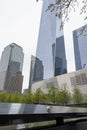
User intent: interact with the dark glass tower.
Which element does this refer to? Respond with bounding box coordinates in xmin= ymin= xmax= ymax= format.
xmin=54 ymin=36 xmax=67 ymax=76
xmin=72 ymin=25 xmax=87 ymax=70
xmin=29 ymin=55 xmax=44 ymax=89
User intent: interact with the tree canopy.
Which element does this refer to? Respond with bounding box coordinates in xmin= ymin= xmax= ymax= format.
xmin=73 ymin=86 xmax=83 ymax=104
xmin=36 ymin=0 xmax=87 ymax=28
xmin=0 ymin=85 xmax=85 ymax=105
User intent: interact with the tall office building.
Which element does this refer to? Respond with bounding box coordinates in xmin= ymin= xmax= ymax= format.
xmin=29 ymin=55 xmax=44 ymax=89
xmin=53 ymin=35 xmax=67 ymax=76
xmin=35 ymin=0 xmax=67 ymax=80
xmin=73 ymin=25 xmax=87 ymax=70
xmin=0 ymin=43 xmax=24 ymax=93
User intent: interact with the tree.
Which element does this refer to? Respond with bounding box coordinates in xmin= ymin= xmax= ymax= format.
xmin=48 ymin=86 xmax=58 ymax=104
xmin=38 ymin=93 xmax=49 ymax=104
xmin=22 ymin=90 xmax=33 ymax=104
xmin=84 ymin=94 xmax=87 ymax=102
xmin=0 ymin=91 xmax=9 ymax=102
xmin=32 ymin=88 xmax=44 ymax=103
xmin=56 ymin=88 xmax=71 ymax=105
xmin=36 ymin=0 xmax=87 ymax=28
xmin=73 ymin=86 xmax=83 ymax=104
xmin=10 ymin=92 xmax=21 ymax=103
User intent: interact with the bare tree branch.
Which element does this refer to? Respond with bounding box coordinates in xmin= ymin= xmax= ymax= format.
xmin=36 ymin=0 xmax=87 ymax=29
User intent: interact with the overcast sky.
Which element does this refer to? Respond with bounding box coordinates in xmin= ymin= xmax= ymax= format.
xmin=0 ymin=0 xmax=86 ymax=90
xmin=0 ymin=0 xmax=42 ymax=90
xmin=64 ymin=0 xmax=87 ymax=72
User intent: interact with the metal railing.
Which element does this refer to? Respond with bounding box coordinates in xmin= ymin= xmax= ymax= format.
xmin=0 ymin=103 xmax=87 ymax=129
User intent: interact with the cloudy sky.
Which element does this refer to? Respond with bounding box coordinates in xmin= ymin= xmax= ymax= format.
xmin=0 ymin=0 xmax=42 ymax=90
xmin=0 ymin=0 xmax=86 ymax=90
xmin=64 ymin=0 xmax=87 ymax=72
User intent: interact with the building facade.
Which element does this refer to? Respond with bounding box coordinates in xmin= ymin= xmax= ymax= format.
xmin=53 ymin=36 xmax=67 ymax=76
xmin=31 ymin=0 xmax=67 ymax=87
xmin=29 ymin=55 xmax=44 ymax=89
xmin=0 ymin=43 xmax=24 ymax=93
xmin=73 ymin=25 xmax=87 ymax=70
xmin=31 ymin=68 xmax=87 ymax=95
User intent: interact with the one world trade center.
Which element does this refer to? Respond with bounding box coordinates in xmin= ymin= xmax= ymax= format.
xmin=29 ymin=0 xmax=67 ymax=88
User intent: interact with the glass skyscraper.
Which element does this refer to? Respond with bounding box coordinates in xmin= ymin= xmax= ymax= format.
xmin=0 ymin=43 xmax=24 ymax=93
xmin=54 ymin=35 xmax=67 ymax=76
xmin=73 ymin=25 xmax=87 ymax=70
xmin=35 ymin=0 xmax=67 ymax=79
xmin=29 ymin=55 xmax=44 ymax=89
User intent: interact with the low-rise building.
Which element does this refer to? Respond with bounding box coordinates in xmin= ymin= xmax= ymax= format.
xmin=31 ymin=68 xmax=87 ymax=95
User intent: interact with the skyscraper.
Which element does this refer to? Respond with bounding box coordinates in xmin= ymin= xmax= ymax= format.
xmin=35 ymin=0 xmax=67 ymax=80
xmin=53 ymin=35 xmax=67 ymax=76
xmin=29 ymin=55 xmax=44 ymax=89
xmin=0 ymin=43 xmax=24 ymax=93
xmin=73 ymin=25 xmax=87 ymax=70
